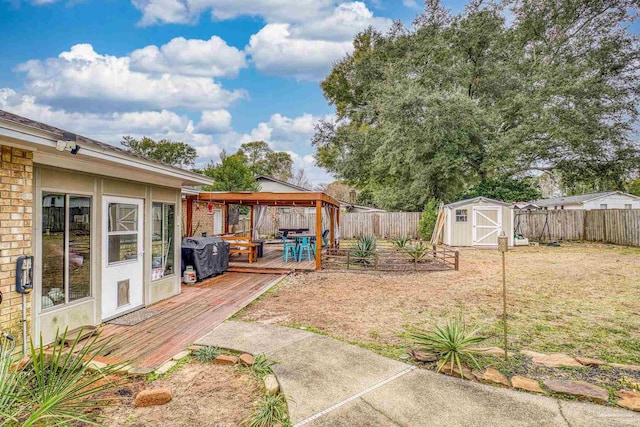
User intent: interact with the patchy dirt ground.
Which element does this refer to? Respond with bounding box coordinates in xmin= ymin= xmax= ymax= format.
xmin=102 ymin=363 xmax=262 ymax=427
xmin=238 ymin=243 xmax=640 ymax=364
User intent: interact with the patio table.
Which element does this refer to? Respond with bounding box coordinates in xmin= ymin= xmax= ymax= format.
xmin=287 ymin=233 xmax=317 ymax=261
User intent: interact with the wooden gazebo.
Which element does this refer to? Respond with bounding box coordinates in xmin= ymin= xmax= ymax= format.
xmin=185 ymin=192 xmax=341 ymax=270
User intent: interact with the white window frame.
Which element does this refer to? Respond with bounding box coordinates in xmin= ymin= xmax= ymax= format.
xmin=151 ymin=202 xmax=176 ymax=281
xmin=39 ymin=191 xmax=94 ymax=313
xmin=455 ymin=209 xmax=468 ymax=222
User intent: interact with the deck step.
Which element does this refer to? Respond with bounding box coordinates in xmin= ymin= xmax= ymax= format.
xmin=227 ymin=267 xmax=292 ymax=275
xmin=62 ymin=325 xmax=99 ymax=345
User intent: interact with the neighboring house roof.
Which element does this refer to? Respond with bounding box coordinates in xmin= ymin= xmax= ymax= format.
xmin=445 ymin=197 xmax=513 ymax=209
xmin=255 ymin=175 xmax=311 ymax=192
xmin=0 ymin=109 xmax=212 ymax=186
xmin=531 ymin=191 xmax=640 ymax=207
xmin=513 ymin=202 xmax=540 ymax=210
xmin=341 ymin=203 xmax=386 ymax=212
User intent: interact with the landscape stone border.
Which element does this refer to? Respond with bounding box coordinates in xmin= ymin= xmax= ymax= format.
xmin=412 ymin=346 xmax=640 ymax=412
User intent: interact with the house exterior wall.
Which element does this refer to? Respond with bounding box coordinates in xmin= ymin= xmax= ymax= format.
xmin=0 ymin=145 xmax=33 ymax=355
xmin=444 ymin=201 xmax=513 ymax=247
xmin=583 ymin=194 xmax=640 ymax=210
xmin=34 ymin=166 xmax=183 ymax=345
xmin=181 ymin=199 xmax=226 ymax=236
xmin=256 ymin=179 xmax=304 ymax=193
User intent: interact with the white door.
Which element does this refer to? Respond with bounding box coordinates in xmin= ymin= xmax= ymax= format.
xmin=472 ymin=207 xmax=502 ymax=246
xmin=102 ymin=197 xmax=144 ymax=320
xmin=213 ymin=209 xmax=223 ymax=235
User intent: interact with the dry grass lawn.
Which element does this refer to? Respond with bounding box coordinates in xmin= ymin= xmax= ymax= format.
xmin=238 ymin=243 xmax=640 ymax=364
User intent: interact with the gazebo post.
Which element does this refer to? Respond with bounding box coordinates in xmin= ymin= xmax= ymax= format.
xmin=336 ymin=208 xmax=340 ymax=247
xmin=315 ymin=200 xmax=322 ymax=270
xmin=249 ymin=205 xmax=254 ymax=239
xmin=224 ymin=204 xmax=229 ymax=234
xmin=329 ymin=206 xmax=335 ymax=248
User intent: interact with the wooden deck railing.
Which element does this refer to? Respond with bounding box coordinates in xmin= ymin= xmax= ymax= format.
xmin=323 ymin=245 xmax=459 ymax=272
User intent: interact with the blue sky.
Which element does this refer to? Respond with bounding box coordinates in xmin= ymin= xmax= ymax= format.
xmin=0 ymin=1 xmax=466 ymax=183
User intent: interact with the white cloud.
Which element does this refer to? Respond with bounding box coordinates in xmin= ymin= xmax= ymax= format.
xmin=196 ymin=109 xmax=232 ymax=133
xmin=402 ymin=0 xmax=420 ymax=8
xmin=132 ymin=0 xmax=334 ymax=26
xmin=130 ymin=36 xmax=247 ymax=78
xmin=245 ymin=3 xmax=392 ymax=81
xmin=246 ymin=24 xmax=353 ymax=81
xmin=16 ymin=44 xmax=245 ymax=112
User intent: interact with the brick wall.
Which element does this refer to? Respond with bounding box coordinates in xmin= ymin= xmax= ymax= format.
xmin=0 ymin=145 xmax=33 ymax=355
xmin=181 ymin=199 xmax=225 ymax=236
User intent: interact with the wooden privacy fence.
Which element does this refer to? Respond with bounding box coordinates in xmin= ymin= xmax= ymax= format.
xmin=516 ymin=209 xmax=640 ymax=247
xmin=257 ymin=211 xmax=421 ymax=239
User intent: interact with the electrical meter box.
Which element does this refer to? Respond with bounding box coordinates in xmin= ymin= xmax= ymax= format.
xmin=16 ymin=256 xmax=34 ymax=294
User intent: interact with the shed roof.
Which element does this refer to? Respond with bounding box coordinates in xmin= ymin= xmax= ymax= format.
xmin=531 ymin=191 xmax=640 ymax=207
xmin=445 ymin=197 xmax=513 ymax=209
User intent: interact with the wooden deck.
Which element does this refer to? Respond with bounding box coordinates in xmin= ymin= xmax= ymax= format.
xmin=228 ymin=243 xmax=315 ymax=273
xmin=92 ymin=272 xmax=282 ymax=369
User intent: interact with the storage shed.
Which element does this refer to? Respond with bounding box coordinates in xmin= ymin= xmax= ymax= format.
xmin=442 ymin=197 xmax=514 ymax=247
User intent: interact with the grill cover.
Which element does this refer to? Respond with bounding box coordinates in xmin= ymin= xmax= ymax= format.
xmin=181 ymin=236 xmax=230 ymax=281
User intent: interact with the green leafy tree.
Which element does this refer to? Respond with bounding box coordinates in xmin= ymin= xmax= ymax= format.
xmin=628 ymin=177 xmax=640 ymax=196
xmin=202 ymin=152 xmax=259 ymax=192
xmin=237 ymin=141 xmax=293 ymax=180
xmin=121 ymin=136 xmax=197 ymax=169
xmin=418 ymin=198 xmax=440 ymax=240
xmin=459 ymin=178 xmax=541 ymax=202
xmin=314 ymin=1 xmax=640 ymax=210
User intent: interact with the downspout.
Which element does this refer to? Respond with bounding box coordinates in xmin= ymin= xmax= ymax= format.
xmin=22 ymin=294 xmax=27 ymax=356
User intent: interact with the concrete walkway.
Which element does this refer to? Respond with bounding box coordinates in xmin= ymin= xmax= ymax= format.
xmin=196 ymin=321 xmax=640 ymax=427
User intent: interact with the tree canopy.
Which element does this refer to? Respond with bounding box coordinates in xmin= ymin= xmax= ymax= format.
xmin=201 ymin=152 xmax=259 ymax=192
xmin=314 ymin=0 xmax=640 ymax=210
xmin=238 ymin=141 xmax=294 ymax=180
xmin=121 ymin=136 xmax=197 ymax=169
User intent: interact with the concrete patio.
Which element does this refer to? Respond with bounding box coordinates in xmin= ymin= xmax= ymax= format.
xmin=197 ymin=321 xmax=640 ymax=427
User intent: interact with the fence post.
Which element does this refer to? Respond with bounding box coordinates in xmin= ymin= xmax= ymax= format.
xmin=374 ymin=252 xmax=379 ymax=271
xmin=347 ymin=252 xmax=350 ymax=270
xmin=454 ymin=250 xmax=459 ymax=271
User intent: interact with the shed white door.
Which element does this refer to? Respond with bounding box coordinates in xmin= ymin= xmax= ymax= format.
xmin=102 ymin=197 xmax=144 ymax=321
xmin=472 ymin=207 xmax=502 ymax=246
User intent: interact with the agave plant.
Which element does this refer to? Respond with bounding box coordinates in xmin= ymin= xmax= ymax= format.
xmin=403 ymin=241 xmax=429 ymax=263
xmin=0 ymin=328 xmax=128 ymax=426
xmin=407 ymin=318 xmax=487 ymax=377
xmin=192 ymin=345 xmax=221 ymax=363
xmin=391 ymin=236 xmax=412 ymax=251
xmin=353 ymin=235 xmax=377 ymax=265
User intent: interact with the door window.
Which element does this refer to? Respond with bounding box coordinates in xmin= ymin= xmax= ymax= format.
xmin=151 ymin=203 xmax=175 ymax=280
xmin=107 ymin=203 xmax=139 ymax=264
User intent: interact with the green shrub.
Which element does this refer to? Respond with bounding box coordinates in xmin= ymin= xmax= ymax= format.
xmin=238 ymin=353 xmax=277 ymax=379
xmin=418 ymin=199 xmax=440 ymax=241
xmin=403 ymin=242 xmax=429 ymax=262
xmin=408 ymin=317 xmax=487 ymax=377
xmin=391 ymin=236 xmax=412 ymax=251
xmin=246 ymin=393 xmax=290 ymax=427
xmin=0 ymin=328 xmax=128 ymax=426
xmin=192 ymin=346 xmax=221 ymax=363
xmin=353 ymin=235 xmax=377 ymax=265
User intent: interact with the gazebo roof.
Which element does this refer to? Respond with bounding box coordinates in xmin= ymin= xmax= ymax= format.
xmin=189 ymin=191 xmax=341 ymax=208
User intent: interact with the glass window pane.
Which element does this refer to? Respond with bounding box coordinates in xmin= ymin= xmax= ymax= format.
xmin=164 ymin=204 xmax=175 ymax=277
xmin=151 ymin=203 xmax=175 ymax=280
xmin=108 ymin=203 xmax=138 ymax=232
xmin=68 ymin=196 xmax=91 ymax=302
xmin=108 ymin=234 xmax=138 ymax=264
xmin=42 ymin=194 xmax=65 ymax=309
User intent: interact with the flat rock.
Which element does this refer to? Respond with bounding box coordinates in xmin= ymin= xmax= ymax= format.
xmin=522 ymin=350 xmax=582 ymax=368
xmin=172 ymin=350 xmax=191 ymax=361
xmin=439 ymin=361 xmax=473 ymax=379
xmin=474 ymin=347 xmax=514 ymax=358
xmin=264 ymin=374 xmax=279 ymax=396
xmin=408 ymin=348 xmax=437 ymax=362
xmin=610 ymin=363 xmax=640 ymax=372
xmin=155 ymin=360 xmax=177 ymax=375
xmin=543 ymin=380 xmax=609 ymax=403
xmin=575 ymin=356 xmax=605 ymax=367
xmin=511 ymin=376 xmax=545 ymax=394
xmin=239 ymin=353 xmax=255 ymax=365
xmin=213 ymin=355 xmax=238 ymax=365
xmin=616 ymin=390 xmax=640 ymax=412
xmin=127 ymin=366 xmax=155 ymax=376
xmin=473 ymin=368 xmax=510 ymax=387
xmin=85 ymin=360 xmax=107 ymax=371
xmin=134 ymin=388 xmax=172 ymax=407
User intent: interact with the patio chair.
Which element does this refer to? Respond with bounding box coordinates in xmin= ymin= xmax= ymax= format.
xmin=282 ymin=236 xmax=298 ymax=262
xmin=297 ymin=237 xmax=313 ymax=262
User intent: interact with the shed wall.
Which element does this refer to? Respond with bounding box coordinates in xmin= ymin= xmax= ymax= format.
xmin=444 ymin=201 xmax=513 ymax=247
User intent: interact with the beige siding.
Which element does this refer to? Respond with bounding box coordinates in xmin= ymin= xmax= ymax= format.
xmin=445 ymin=201 xmax=514 ymax=247
xmin=34 ymin=165 xmax=182 ymax=344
